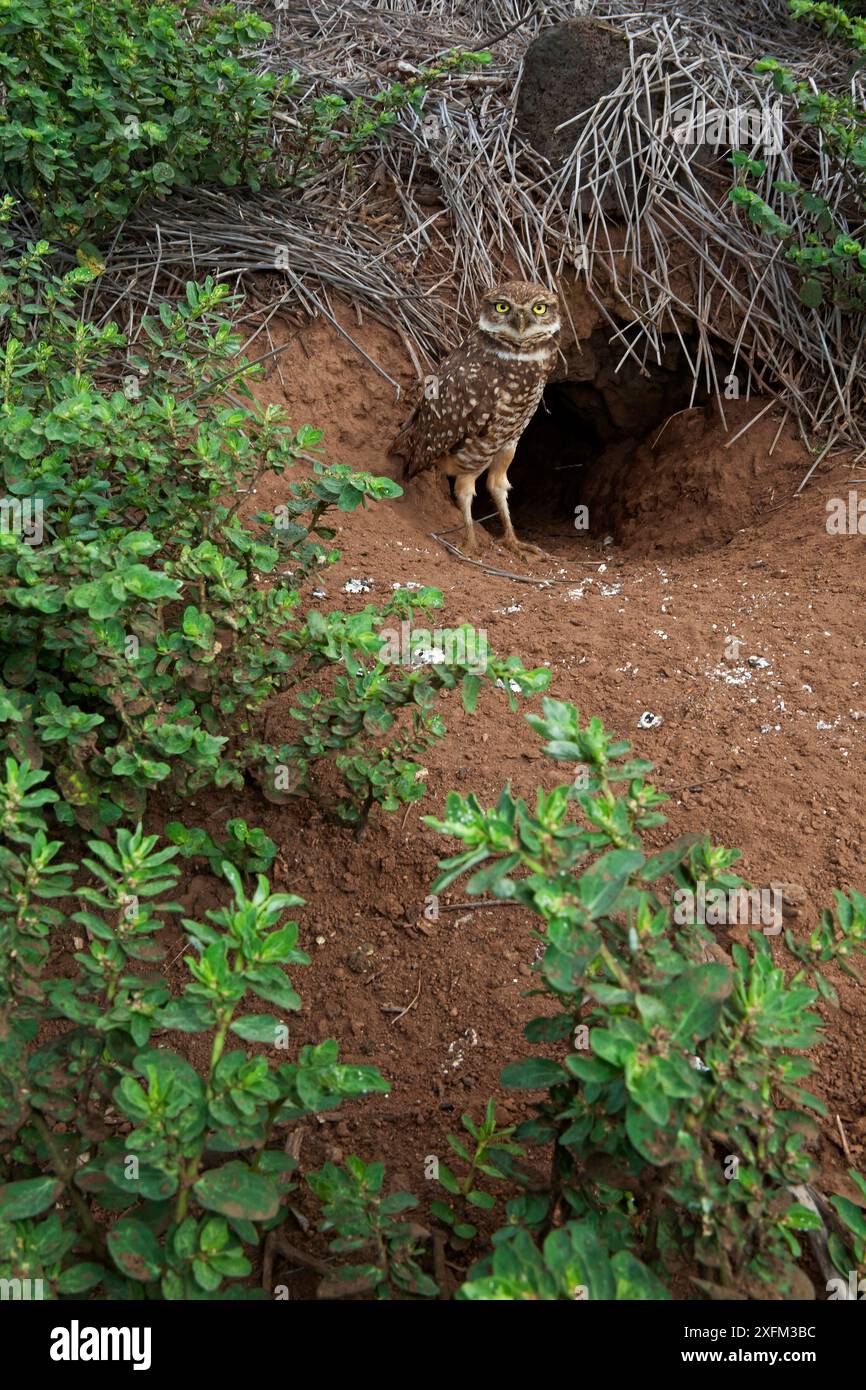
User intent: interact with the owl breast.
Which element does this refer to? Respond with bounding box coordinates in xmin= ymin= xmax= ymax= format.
xmin=392 ymin=324 xmax=558 ymax=479
xmin=453 ymin=349 xmax=552 ymax=472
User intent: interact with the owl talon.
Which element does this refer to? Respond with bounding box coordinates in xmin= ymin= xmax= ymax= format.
xmin=501 ymin=538 xmax=549 ymax=563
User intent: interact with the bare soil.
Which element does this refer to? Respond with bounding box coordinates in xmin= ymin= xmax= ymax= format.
xmin=152 ymin=304 xmax=866 ymax=1293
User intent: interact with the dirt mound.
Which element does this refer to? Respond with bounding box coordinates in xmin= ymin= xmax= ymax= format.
xmin=516 ymin=17 xmax=655 ymax=174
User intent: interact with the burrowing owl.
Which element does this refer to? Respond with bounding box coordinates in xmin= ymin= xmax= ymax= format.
xmin=391 ymin=279 xmax=561 ymax=559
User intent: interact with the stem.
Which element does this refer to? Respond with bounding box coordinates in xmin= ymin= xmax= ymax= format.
xmin=32 ymin=1114 xmax=106 ymax=1257
xmin=174 ymin=1006 xmax=234 ymax=1221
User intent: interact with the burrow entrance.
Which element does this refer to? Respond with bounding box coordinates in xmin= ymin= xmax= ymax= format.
xmin=495 ymin=328 xmax=742 ymax=555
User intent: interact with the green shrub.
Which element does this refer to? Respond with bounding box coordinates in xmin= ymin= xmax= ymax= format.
xmin=729 ymin=1 xmax=866 ymax=310
xmin=0 ymin=760 xmax=392 ymax=1298
xmin=284 ymin=49 xmax=491 ymax=184
xmin=0 ymin=0 xmax=276 ymax=239
xmin=0 ymin=0 xmax=490 ymax=242
xmin=306 ymin=1158 xmax=438 ymax=1299
xmin=165 ymin=818 xmax=277 ymax=878
xmin=0 ymin=220 xmax=549 ymax=831
xmin=427 ymin=700 xmax=866 ymax=1299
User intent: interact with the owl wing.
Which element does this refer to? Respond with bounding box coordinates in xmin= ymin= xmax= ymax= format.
xmin=390 ymin=337 xmax=497 ymax=478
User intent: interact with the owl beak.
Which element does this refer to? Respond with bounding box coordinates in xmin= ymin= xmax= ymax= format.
xmin=515 ymin=309 xmax=529 ymax=333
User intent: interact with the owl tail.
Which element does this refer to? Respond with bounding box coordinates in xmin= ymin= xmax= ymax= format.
xmin=388 ymin=408 xmax=421 ymax=479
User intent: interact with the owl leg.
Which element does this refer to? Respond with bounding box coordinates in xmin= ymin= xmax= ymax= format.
xmin=453 ymin=470 xmax=479 ymax=554
xmin=486 ymin=447 xmax=548 ymax=560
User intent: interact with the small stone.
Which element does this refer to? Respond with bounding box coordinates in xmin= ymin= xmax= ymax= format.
xmin=347 ymin=944 xmax=375 ymax=973
xmin=768 ymin=881 xmax=807 ymax=919
xmin=638 ymin=710 xmax=663 ymax=730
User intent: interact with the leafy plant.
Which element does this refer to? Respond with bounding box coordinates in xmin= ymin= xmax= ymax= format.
xmin=0 ymin=0 xmax=278 ymax=239
xmin=428 ymin=700 xmax=866 ymax=1299
xmin=284 ymin=49 xmax=491 ymax=184
xmin=0 ymin=758 xmax=390 ymax=1298
xmin=165 ymin=819 xmax=277 ymax=877
xmin=728 ymin=1 xmax=866 ymax=309
xmin=0 ymin=222 xmax=549 ymax=830
xmin=458 ymin=1222 xmax=670 ymax=1301
xmin=431 ymin=1098 xmax=524 ymax=1242
xmin=0 ymin=0 xmax=491 ymax=245
xmin=828 ymin=1168 xmax=866 ymax=1281
xmin=307 ymin=1158 xmax=437 ymax=1299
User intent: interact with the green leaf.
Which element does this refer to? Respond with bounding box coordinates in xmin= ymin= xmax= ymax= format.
xmin=194 ymin=1161 xmax=281 ymax=1221
xmin=55 ymin=1262 xmax=105 ymax=1294
xmin=611 ymin=1250 xmax=671 ymax=1299
xmin=0 ymin=1176 xmax=63 ymax=1219
xmin=831 ymin=1195 xmax=866 ymax=1240
xmin=578 ymin=849 xmax=644 ymax=916
xmin=229 ymin=1014 xmax=283 ymax=1044
xmin=663 ymin=963 xmax=731 ymax=1046
xmin=543 ymin=1224 xmax=615 ymax=1299
xmin=465 ymin=1189 xmax=496 ymax=1210
xmin=107 ymin=1218 xmax=164 ymax=1283
xmin=784 ymin=1203 xmax=823 ymax=1232
xmin=245 ymin=966 xmax=302 ymax=1012
xmin=462 ymin=674 xmax=481 ymax=713
xmin=624 ymin=1102 xmax=680 ymax=1165
xmin=799 ymin=279 xmax=824 ymax=308
xmin=500 ymin=1058 xmax=569 ymax=1089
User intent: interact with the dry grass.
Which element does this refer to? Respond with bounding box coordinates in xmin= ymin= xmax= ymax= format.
xmin=65 ymin=1 xmax=866 ymax=459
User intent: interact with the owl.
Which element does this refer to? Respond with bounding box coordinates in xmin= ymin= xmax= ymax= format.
xmin=390 ymin=279 xmax=561 ymax=559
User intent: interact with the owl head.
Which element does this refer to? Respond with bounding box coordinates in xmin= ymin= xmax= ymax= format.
xmin=478 ymin=279 xmax=561 ymax=346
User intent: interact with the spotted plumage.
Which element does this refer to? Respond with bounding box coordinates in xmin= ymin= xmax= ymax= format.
xmin=391 ymin=279 xmax=561 ymax=558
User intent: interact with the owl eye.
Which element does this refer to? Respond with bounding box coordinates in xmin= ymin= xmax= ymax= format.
xmin=494 ymin=302 xmax=510 ymax=314
xmin=532 ymin=303 xmax=548 ymax=316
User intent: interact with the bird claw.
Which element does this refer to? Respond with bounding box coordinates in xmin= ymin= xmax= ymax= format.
xmin=500 ymin=538 xmax=549 ymax=563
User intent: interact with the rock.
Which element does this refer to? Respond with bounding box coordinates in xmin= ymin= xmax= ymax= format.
xmin=347 ymin=944 xmax=375 ymax=973
xmin=638 ymin=710 xmax=663 ymax=730
xmin=768 ymin=881 xmax=808 ymax=919
xmin=378 ymin=893 xmax=406 ymax=922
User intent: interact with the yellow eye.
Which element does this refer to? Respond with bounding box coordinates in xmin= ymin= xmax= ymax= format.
xmin=495 ymin=302 xmax=510 ymax=314
xmin=532 ymin=303 xmax=548 ymax=316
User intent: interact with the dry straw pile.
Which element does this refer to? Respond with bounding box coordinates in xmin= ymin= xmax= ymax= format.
xmin=94 ymin=1 xmax=866 ymax=462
